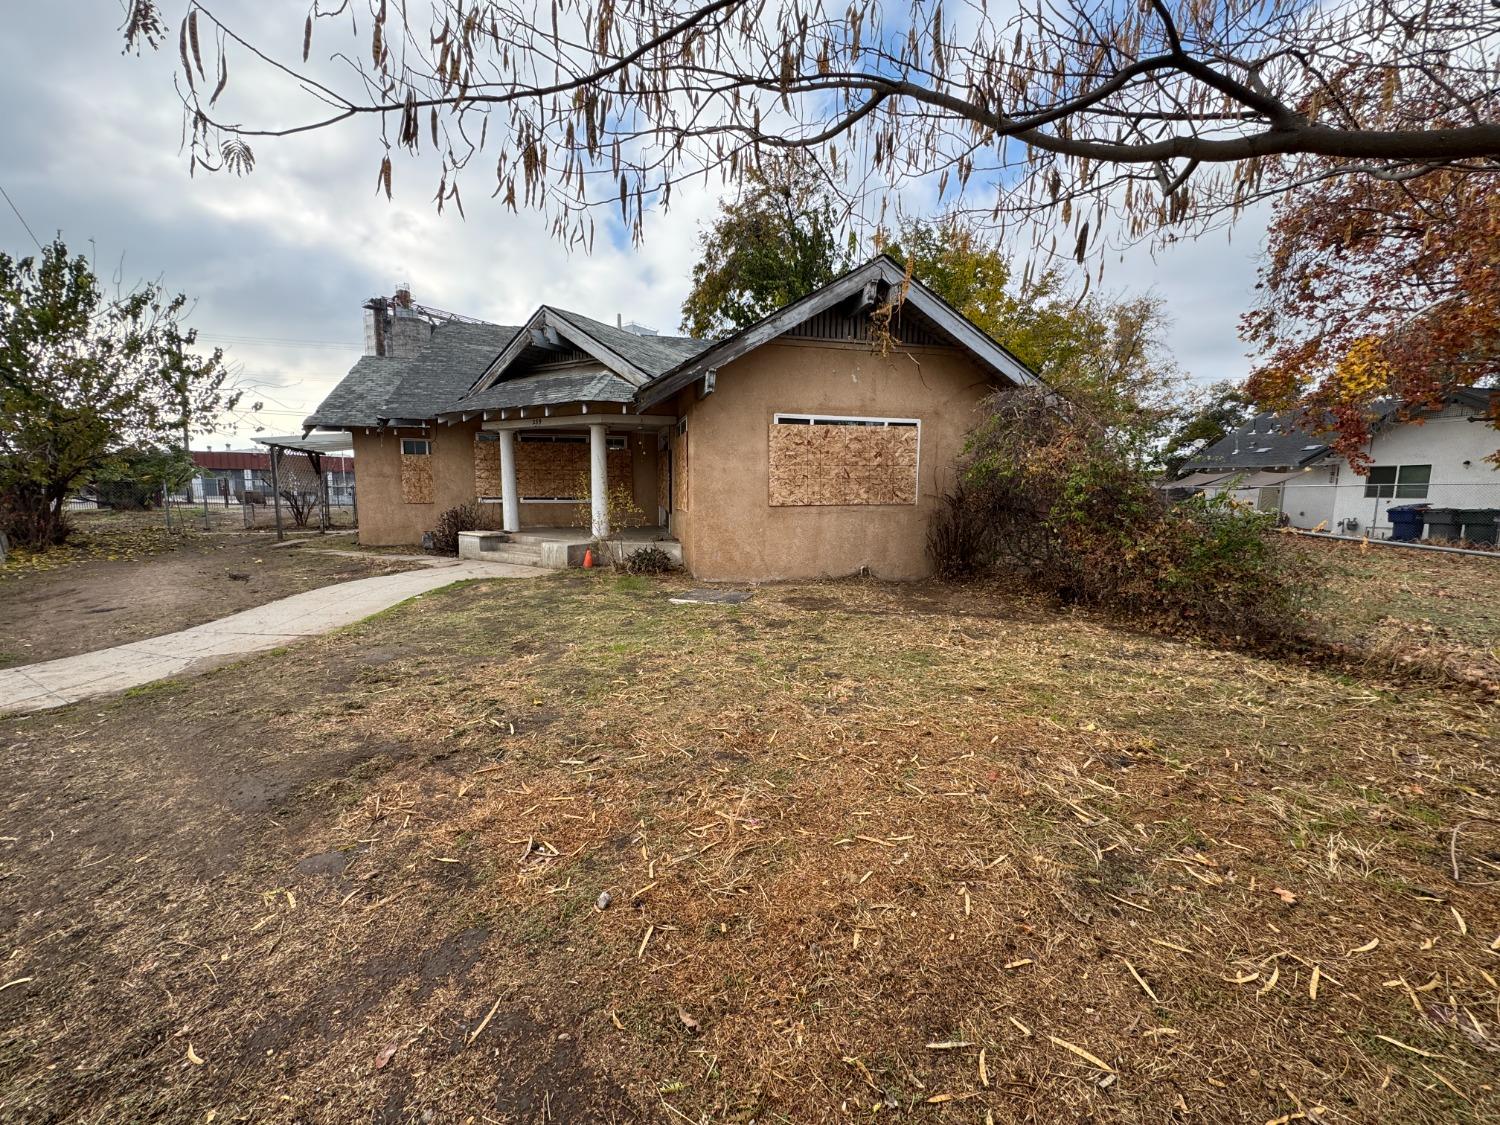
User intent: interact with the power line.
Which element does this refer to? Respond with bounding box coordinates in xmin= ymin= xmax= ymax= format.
xmin=0 ymin=182 xmax=43 ymax=252
xmin=200 ymin=333 xmax=362 ymax=350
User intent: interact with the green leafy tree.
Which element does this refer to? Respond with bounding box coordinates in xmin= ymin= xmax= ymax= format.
xmin=883 ymin=219 xmax=1186 ymax=450
xmin=680 ymin=159 xmax=853 ymax=338
xmin=93 ymin=445 xmax=196 ymax=510
xmin=0 ymin=240 xmax=238 ymax=549
xmin=1161 ymin=381 xmax=1255 ymax=476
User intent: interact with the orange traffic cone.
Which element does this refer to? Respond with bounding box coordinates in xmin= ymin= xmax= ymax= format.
xmin=583 ymin=548 xmax=594 ymax=568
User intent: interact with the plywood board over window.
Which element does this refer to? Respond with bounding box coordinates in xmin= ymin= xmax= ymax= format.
xmin=768 ymin=416 xmax=919 ymax=506
xmin=672 ymin=422 xmax=689 ymax=512
xmin=512 ymin=433 xmax=632 ymax=502
xmin=400 ymin=452 xmax=434 ymax=504
xmin=473 ymin=435 xmax=501 ymax=497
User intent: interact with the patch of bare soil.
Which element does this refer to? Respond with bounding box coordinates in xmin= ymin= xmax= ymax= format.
xmin=0 ymin=533 xmax=421 ymax=666
xmin=0 ymin=573 xmax=1494 ymax=1123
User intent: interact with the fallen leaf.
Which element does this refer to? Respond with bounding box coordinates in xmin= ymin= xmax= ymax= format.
xmin=374 ymin=1039 xmax=401 ymax=1069
xmin=676 ymin=1006 xmax=700 ymax=1034
xmin=1271 ymin=887 xmax=1298 ymax=905
xmin=1048 ymin=1034 xmax=1117 ymax=1074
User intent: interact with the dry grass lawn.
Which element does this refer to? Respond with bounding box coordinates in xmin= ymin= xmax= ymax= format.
xmin=0 ymin=557 xmax=1496 ymax=1124
xmin=0 ymin=511 xmax=421 ymax=666
xmin=1304 ymin=537 xmax=1500 ymax=684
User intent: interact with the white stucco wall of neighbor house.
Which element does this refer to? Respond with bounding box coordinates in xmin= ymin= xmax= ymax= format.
xmin=1274 ymin=402 xmax=1499 ymax=535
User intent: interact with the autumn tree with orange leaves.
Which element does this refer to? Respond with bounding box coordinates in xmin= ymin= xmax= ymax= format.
xmin=1242 ymin=69 xmax=1500 ymax=467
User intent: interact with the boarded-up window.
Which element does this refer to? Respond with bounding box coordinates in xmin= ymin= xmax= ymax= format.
xmin=514 ymin=433 xmax=629 ymax=502
xmin=474 ymin=434 xmax=500 ymax=498
xmin=768 ymin=415 xmax=918 ymax=506
xmin=672 ymin=421 xmax=689 ymax=512
xmin=657 ymin=434 xmax=671 ymax=515
xmin=400 ymin=448 xmax=433 ymax=504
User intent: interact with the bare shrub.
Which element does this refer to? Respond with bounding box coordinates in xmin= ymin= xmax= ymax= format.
xmin=622 ymin=545 xmax=675 ymax=575
xmin=428 ymin=502 xmax=481 ymax=556
xmin=932 ymin=387 xmax=1311 ymax=645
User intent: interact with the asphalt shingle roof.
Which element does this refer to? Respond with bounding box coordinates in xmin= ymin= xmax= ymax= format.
xmin=447 ymin=370 xmax=637 ymax=412
xmin=304 ymin=354 xmax=411 ymax=429
xmin=305 ymin=322 xmax=519 ymax=428
xmin=545 ymin=307 xmax=707 ymax=378
xmin=1183 ymin=412 xmax=1331 ymax=472
xmin=380 ymin=322 xmax=520 ymax=421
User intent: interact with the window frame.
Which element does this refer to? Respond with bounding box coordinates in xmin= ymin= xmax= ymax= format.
xmin=400 ymin=438 xmax=431 ymax=456
xmin=1363 ymin=463 xmax=1430 ymax=499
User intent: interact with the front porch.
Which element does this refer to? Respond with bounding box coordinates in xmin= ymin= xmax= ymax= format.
xmin=474 ymin=413 xmax=678 ymax=540
xmin=458 ymin=526 xmax=681 ymax=570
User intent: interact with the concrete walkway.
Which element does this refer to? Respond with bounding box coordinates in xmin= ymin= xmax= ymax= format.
xmin=0 ymin=559 xmax=541 ymax=715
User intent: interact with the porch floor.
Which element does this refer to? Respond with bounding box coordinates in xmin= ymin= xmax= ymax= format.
xmin=506 ymin=525 xmax=676 ymax=548
xmin=457 ymin=525 xmax=680 ymax=569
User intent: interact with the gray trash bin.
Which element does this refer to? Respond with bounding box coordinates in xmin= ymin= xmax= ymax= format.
xmin=1456 ymin=509 xmax=1500 ymax=546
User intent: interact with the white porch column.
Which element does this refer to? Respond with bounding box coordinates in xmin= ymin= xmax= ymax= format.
xmin=588 ymin=422 xmax=609 ymax=538
xmin=497 ymin=429 xmax=520 ymax=533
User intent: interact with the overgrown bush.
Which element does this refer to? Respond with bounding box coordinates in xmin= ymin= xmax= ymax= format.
xmin=622 ymin=545 xmax=675 ymax=575
xmin=428 ymin=502 xmax=481 ymax=555
xmin=930 ymin=387 xmax=1310 ymax=644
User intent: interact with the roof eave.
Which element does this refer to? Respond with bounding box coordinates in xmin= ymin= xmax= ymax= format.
xmin=634 ymin=254 xmax=1042 ymax=410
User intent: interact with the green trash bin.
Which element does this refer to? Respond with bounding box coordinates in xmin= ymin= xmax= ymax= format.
xmin=1457 ymin=509 xmax=1500 ymax=546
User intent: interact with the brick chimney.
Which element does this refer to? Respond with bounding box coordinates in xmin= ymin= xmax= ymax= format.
xmin=363 ymin=286 xmax=433 ymax=357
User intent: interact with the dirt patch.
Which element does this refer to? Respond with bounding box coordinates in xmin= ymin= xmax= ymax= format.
xmin=0 ymin=524 xmax=421 ymax=666
xmin=0 ymin=573 xmax=1494 ymax=1123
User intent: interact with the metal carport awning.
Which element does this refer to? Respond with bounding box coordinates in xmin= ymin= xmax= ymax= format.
xmin=1237 ymin=469 xmax=1304 ymax=489
xmin=1169 ymin=471 xmax=1233 ymax=490
xmin=252 ymin=432 xmax=356 ymax=540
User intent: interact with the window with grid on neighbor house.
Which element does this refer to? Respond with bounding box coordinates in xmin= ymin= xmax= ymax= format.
xmin=1363 ymin=464 xmax=1431 ymax=499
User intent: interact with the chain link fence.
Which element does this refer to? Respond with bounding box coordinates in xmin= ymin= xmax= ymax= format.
xmin=1206 ymin=478 xmax=1500 ymax=543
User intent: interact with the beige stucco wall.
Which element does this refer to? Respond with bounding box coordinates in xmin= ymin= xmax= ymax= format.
xmin=353 ymin=421 xmax=660 ymax=546
xmin=675 ymin=339 xmax=993 ymax=581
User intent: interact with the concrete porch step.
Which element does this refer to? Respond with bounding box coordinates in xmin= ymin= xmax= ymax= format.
xmin=458 ymin=528 xmax=681 ymax=570
xmin=477 ymin=545 xmax=544 ymax=566
xmin=456 ymin=531 xmax=544 ymax=566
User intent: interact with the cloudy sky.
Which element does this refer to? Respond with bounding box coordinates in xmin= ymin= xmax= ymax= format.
xmin=1 ymin=3 xmax=1266 ymax=448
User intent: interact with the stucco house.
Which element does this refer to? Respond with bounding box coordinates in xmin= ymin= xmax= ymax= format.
xmin=304 ymin=256 xmax=1039 ymax=581
xmin=1175 ymin=387 xmax=1499 ymax=538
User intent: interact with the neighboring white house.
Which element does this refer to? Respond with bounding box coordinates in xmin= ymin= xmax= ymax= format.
xmin=1175 ymin=388 xmax=1499 ymax=539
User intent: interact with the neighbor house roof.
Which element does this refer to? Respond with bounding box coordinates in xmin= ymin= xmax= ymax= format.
xmin=1182 ymin=412 xmax=1332 ymax=473
xmin=1181 ymin=387 xmax=1496 ymax=476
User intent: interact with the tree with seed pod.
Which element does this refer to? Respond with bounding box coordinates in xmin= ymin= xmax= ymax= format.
xmin=118 ymin=1 xmax=1497 ymax=264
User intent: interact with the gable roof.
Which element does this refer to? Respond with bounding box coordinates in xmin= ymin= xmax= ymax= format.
xmin=307 ymin=254 xmax=1054 ymax=431
xmin=637 ymin=254 xmax=1040 ymax=409
xmin=465 ymin=305 xmax=706 ymax=397
xmin=380 ymin=322 xmax=521 ymax=423
xmin=545 ymin=308 xmax=706 ymax=379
